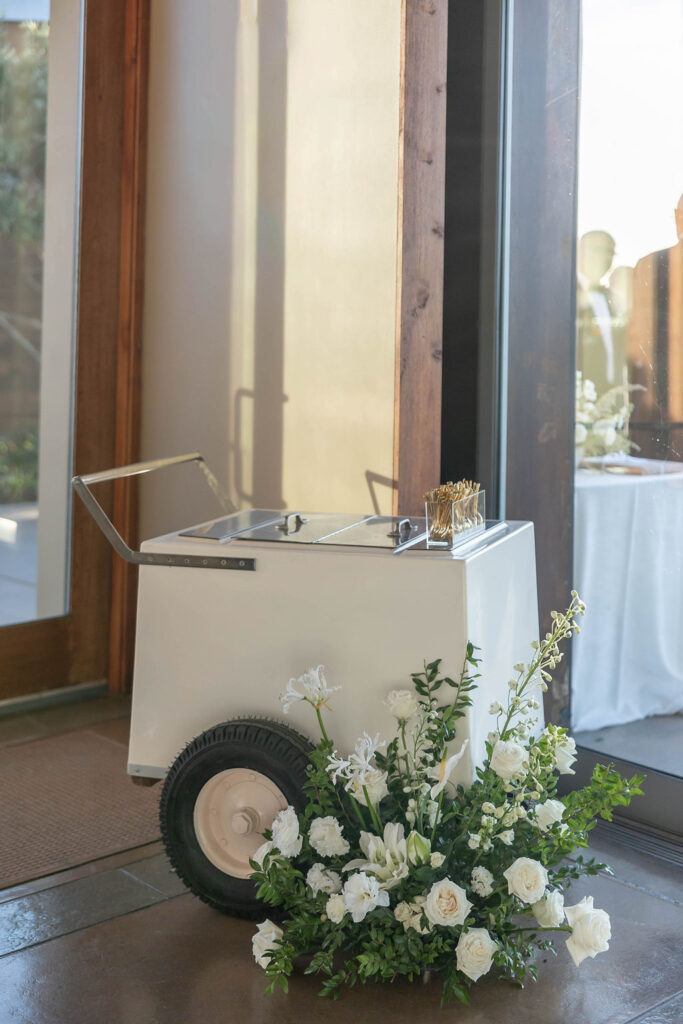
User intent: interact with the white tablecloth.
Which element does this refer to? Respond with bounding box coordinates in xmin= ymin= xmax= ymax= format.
xmin=572 ymin=456 xmax=683 ymax=731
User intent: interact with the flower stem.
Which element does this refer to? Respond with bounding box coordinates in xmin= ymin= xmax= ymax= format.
xmin=430 ymin=790 xmax=444 ymax=844
xmin=362 ymin=786 xmax=383 ymax=834
xmin=349 ymin=795 xmax=370 ymax=830
xmin=315 ymin=707 xmax=329 ymax=744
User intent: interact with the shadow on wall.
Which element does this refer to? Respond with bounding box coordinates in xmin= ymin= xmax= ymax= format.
xmin=230 ymin=0 xmax=288 ymax=510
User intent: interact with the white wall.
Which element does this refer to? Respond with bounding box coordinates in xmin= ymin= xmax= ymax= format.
xmin=141 ymin=0 xmax=402 ymax=538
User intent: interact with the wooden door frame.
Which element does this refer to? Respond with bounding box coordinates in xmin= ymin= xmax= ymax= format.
xmin=394 ymin=0 xmax=448 ymax=516
xmin=0 ymin=0 xmax=150 ymax=701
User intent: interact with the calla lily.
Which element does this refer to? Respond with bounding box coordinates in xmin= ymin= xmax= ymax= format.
xmin=428 ymin=739 xmax=469 ymax=798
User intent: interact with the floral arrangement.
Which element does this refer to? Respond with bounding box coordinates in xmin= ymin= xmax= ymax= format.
xmin=575 ymin=372 xmax=642 ymax=457
xmin=250 ymin=594 xmax=643 ymax=1005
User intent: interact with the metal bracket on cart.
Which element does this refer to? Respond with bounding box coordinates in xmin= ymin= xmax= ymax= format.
xmin=72 ymin=453 xmax=255 ymax=570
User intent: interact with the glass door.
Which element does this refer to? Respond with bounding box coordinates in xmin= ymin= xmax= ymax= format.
xmin=571 ymin=0 xmax=683 ymax=821
xmin=0 ymin=0 xmax=147 ymax=704
xmin=447 ymin=0 xmax=683 ymax=840
xmin=0 ymin=1 xmax=78 ymax=630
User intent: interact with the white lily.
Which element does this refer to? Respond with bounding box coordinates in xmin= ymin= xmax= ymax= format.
xmin=343 ymin=822 xmax=410 ymax=890
xmin=427 ymin=739 xmax=469 ymax=798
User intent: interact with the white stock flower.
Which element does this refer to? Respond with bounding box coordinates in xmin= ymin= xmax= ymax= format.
xmin=252 ymin=919 xmax=283 ymax=968
xmin=344 ymin=823 xmax=409 ymax=890
xmin=271 ymin=806 xmax=303 ymax=858
xmin=395 ymin=896 xmax=431 ymax=935
xmin=308 ymin=816 xmax=350 ymax=857
xmin=384 ymin=689 xmax=418 ymax=720
xmin=489 ymin=739 xmax=528 ymax=782
xmin=470 ymin=866 xmax=494 ymax=897
xmin=498 ymin=830 xmax=514 ymax=846
xmin=325 ymin=893 xmax=346 ymax=924
xmin=532 ymin=890 xmax=565 ymax=928
xmin=555 ymin=735 xmax=577 ymax=774
xmin=424 ymin=879 xmax=472 ymax=927
xmin=280 ymin=664 xmax=340 ymax=713
xmin=535 ymin=799 xmax=566 ymax=832
xmin=502 ymin=857 xmax=549 ymax=905
xmin=565 ymin=896 xmax=611 ymax=966
xmin=306 ymin=863 xmax=342 ymax=897
xmin=456 ymin=928 xmax=498 ymax=981
xmin=467 ymin=833 xmax=481 ymax=850
xmin=428 ymin=739 xmax=470 ymax=798
xmin=342 ymin=872 xmax=390 ymax=923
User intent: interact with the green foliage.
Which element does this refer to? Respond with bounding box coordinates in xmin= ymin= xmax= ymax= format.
xmin=0 ymin=21 xmax=48 ymax=247
xmin=0 ymin=431 xmax=38 ymax=501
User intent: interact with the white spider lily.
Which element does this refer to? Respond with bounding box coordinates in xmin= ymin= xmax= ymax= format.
xmin=327 ymin=731 xmax=386 ymax=789
xmin=280 ymin=665 xmax=340 ymax=713
xmin=427 ymin=739 xmax=469 ymax=798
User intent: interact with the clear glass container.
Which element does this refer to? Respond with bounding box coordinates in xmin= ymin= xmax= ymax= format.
xmin=425 ymin=490 xmax=485 ymax=548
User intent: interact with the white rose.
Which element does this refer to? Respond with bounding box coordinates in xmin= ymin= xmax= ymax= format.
xmin=455 ymin=928 xmax=498 ymax=981
xmin=308 ymin=816 xmax=350 ymax=858
xmin=306 ymin=863 xmax=342 ymax=896
xmin=470 ymin=866 xmax=494 ymax=898
xmin=252 ymin=919 xmax=283 ymax=968
xmin=532 ymin=889 xmax=565 ymax=928
xmin=430 ymin=852 xmax=446 ymax=869
xmin=424 ymin=879 xmax=472 ymax=927
xmin=342 ymin=872 xmax=390 ymax=923
xmin=384 ymin=689 xmax=418 ymax=720
xmin=503 ymin=857 xmax=549 ymax=904
xmin=350 ymin=768 xmax=389 ymax=807
xmin=489 ymin=739 xmax=528 ymax=782
xmin=535 ymin=799 xmax=566 ymax=832
xmin=251 ymin=840 xmax=275 ymax=871
xmin=555 ymin=735 xmax=577 ymax=774
xmin=565 ymin=896 xmax=611 ymax=966
xmin=271 ymin=806 xmax=302 ymax=858
xmin=575 ymin=423 xmax=588 ymax=445
xmin=325 ymin=893 xmax=346 ymax=924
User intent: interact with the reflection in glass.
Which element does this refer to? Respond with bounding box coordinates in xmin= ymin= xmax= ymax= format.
xmin=572 ymin=0 xmax=683 ymax=778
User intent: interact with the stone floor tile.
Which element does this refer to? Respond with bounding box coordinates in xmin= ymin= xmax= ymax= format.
xmin=122 ymin=854 xmax=188 ymax=898
xmin=0 ymin=842 xmax=164 ymax=905
xmin=0 ymin=865 xmax=681 ymax=1024
xmin=0 ymin=867 xmax=167 ymax=957
xmin=627 ymin=990 xmax=683 ymax=1024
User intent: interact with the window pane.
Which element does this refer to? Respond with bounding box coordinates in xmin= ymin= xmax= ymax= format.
xmin=0 ymin=2 xmax=80 ymax=626
xmin=573 ymin=0 xmax=683 ymax=776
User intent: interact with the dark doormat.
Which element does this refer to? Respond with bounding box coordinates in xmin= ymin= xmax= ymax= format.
xmin=0 ymin=724 xmax=161 ymax=889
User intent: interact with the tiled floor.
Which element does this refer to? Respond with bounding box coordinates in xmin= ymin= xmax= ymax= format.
xmin=0 ymin=698 xmax=681 ymax=1024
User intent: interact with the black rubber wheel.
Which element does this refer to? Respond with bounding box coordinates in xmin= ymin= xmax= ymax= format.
xmin=159 ymin=718 xmax=312 ymax=919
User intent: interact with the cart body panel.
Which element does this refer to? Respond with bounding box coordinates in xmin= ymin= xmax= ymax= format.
xmin=128 ymin=518 xmax=538 ymax=790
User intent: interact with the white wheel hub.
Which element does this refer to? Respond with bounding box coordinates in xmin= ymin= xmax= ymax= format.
xmin=193 ymin=768 xmax=287 ymax=878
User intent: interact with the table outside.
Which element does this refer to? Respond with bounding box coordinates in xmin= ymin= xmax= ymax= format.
xmin=572 ymin=455 xmax=683 ymax=732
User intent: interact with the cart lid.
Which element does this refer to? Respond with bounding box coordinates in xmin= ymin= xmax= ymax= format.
xmin=234 ymin=512 xmax=426 ymax=550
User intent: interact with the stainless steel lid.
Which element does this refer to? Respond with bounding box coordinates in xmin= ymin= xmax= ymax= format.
xmin=179 ymin=509 xmax=283 ymax=541
xmin=233 ymin=512 xmax=426 ymax=550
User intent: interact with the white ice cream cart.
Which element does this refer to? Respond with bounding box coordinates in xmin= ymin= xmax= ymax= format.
xmin=74 ymin=453 xmax=539 ymax=917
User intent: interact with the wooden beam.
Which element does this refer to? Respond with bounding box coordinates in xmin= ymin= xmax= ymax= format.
xmin=394 ymin=0 xmax=448 ymax=515
xmin=109 ymin=0 xmax=150 ymax=694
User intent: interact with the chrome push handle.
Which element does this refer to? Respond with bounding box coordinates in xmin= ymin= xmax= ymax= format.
xmin=71 ymin=453 xmax=254 ymax=570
